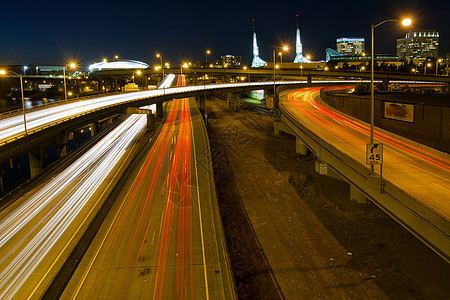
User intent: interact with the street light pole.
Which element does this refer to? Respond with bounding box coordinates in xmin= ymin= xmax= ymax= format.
xmin=436 ymin=59 xmax=442 ymax=75
xmin=0 ymin=70 xmax=28 ymax=138
xmin=63 ymin=66 xmax=67 ymax=101
xmin=206 ymin=50 xmax=210 ymax=67
xmin=273 ymin=49 xmax=276 ymax=97
xmin=273 ymin=46 xmax=289 ymax=99
xmin=63 ymin=63 xmax=76 ymax=101
xmin=19 ymin=74 xmax=27 ymax=138
xmin=370 ymin=18 xmax=411 ymax=174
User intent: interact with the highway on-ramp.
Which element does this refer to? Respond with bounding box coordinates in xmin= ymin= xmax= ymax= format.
xmin=280 ymin=87 xmax=450 ymax=222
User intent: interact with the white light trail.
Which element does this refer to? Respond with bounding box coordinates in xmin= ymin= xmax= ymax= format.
xmin=0 ymin=114 xmax=147 ymax=299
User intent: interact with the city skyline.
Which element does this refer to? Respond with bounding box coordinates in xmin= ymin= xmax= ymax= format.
xmin=1 ymin=0 xmax=449 ymax=66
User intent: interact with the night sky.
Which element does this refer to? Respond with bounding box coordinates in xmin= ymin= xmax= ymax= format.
xmin=1 ymin=0 xmax=449 ymax=67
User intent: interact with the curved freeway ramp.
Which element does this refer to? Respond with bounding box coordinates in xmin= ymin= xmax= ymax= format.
xmin=279 ymin=87 xmax=450 ymax=262
xmin=62 ymin=97 xmax=235 ymax=299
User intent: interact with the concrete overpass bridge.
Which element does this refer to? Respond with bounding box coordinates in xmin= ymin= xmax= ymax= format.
xmin=0 ymin=82 xmax=303 ymax=177
xmin=92 ymin=67 xmax=450 ymax=88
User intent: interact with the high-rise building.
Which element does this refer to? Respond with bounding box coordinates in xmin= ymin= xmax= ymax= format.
xmin=221 ymin=55 xmax=241 ymax=68
xmin=397 ymin=30 xmax=439 ymax=60
xmin=336 ymin=38 xmax=365 ymax=56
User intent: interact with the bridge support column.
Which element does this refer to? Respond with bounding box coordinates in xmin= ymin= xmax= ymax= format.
xmin=156 ymin=102 xmax=164 ymax=118
xmin=307 ymin=75 xmax=312 ymax=85
xmin=90 ymin=122 xmax=98 ymax=137
xmin=113 ymin=77 xmax=119 ymax=92
xmin=233 ymin=93 xmax=240 ymax=112
xmin=350 ymin=185 xmax=368 ymax=204
xmin=29 ymin=146 xmax=45 ymax=178
xmin=197 ymin=95 xmax=206 ymax=114
xmin=296 ymin=136 xmax=308 ymax=155
xmin=226 ymin=93 xmax=232 ymax=110
xmin=56 ymin=134 xmax=68 ymax=158
xmin=147 ymin=113 xmax=155 ymax=131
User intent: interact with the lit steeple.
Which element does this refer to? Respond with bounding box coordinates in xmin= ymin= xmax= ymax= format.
xmin=294 ymin=14 xmax=311 ymax=63
xmin=251 ymin=19 xmax=267 ymax=68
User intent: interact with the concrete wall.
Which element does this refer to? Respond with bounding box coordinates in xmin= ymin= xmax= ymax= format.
xmin=321 ymin=91 xmax=450 ymax=153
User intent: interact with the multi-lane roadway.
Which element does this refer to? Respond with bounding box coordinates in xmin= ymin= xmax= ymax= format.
xmin=0 ymin=113 xmax=148 ymax=299
xmin=62 ymin=76 xmax=235 ymax=299
xmin=280 ymin=87 xmax=450 ymax=221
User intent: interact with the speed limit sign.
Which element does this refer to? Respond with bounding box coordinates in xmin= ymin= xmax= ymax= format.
xmin=366 ymin=143 xmax=383 ymax=165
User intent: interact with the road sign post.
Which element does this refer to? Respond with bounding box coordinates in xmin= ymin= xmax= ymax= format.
xmin=366 ymin=143 xmax=383 ymax=165
xmin=366 ymin=143 xmax=384 ymax=193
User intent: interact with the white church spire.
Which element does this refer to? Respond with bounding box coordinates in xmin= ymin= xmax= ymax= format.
xmin=294 ymin=14 xmax=311 ymax=63
xmin=251 ymin=19 xmax=267 ymax=68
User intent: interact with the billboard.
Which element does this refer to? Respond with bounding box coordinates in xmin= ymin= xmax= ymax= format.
xmin=384 ymin=102 xmax=414 ymax=123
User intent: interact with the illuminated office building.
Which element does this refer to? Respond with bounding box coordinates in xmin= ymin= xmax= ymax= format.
xmin=397 ymin=30 xmax=439 ymax=60
xmin=336 ymin=38 xmax=365 ymax=56
xmin=221 ymin=55 xmax=242 ymax=68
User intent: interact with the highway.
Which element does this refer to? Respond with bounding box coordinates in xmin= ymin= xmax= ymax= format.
xmin=280 ymin=87 xmax=450 ymax=221
xmin=62 ymin=76 xmax=234 ymax=299
xmin=0 ymin=112 xmax=147 ymax=299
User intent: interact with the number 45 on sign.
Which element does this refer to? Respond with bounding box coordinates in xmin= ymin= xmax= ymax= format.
xmin=366 ymin=143 xmax=383 ymax=165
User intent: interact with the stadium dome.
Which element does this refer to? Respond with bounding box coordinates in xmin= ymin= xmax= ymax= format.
xmin=88 ymin=59 xmax=149 ymax=71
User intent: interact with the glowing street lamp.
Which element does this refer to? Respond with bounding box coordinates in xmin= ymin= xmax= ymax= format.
xmin=273 ymin=45 xmax=289 ymax=98
xmin=156 ymin=53 xmax=164 ymax=78
xmin=369 ymin=17 xmax=411 ymax=173
xmin=133 ymin=70 xmax=142 ymax=83
xmin=436 ymin=58 xmax=442 ymax=75
xmin=0 ymin=70 xmax=28 ymax=137
xmin=181 ymin=63 xmax=189 ymax=75
xmin=156 ymin=53 xmax=163 ymax=65
xmin=425 ymin=62 xmax=432 ymax=74
xmin=206 ymin=50 xmax=211 ymax=67
xmin=63 ymin=63 xmax=76 ymax=101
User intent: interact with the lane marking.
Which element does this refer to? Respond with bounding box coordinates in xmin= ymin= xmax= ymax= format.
xmin=189 ymin=99 xmax=210 ymax=300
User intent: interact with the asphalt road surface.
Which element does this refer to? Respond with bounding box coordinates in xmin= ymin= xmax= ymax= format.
xmin=61 ymin=95 xmax=234 ymax=299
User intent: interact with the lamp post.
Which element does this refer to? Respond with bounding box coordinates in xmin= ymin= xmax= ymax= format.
xmin=436 ymin=58 xmax=442 ymax=75
xmin=63 ymin=63 xmax=76 ymax=101
xmin=206 ymin=50 xmax=211 ymax=67
xmin=133 ymin=70 xmax=142 ymax=84
xmin=273 ymin=45 xmax=288 ymax=97
xmin=0 ymin=70 xmax=28 ymax=138
xmin=370 ymin=18 xmax=411 ymax=173
xmin=181 ymin=63 xmax=188 ymax=75
xmin=156 ymin=53 xmax=164 ymax=79
xmin=243 ymin=66 xmax=250 ymax=82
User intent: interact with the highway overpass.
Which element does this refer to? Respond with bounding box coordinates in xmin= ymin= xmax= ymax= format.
xmin=92 ymin=67 xmax=450 ymax=84
xmin=276 ymin=87 xmax=450 ymax=263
